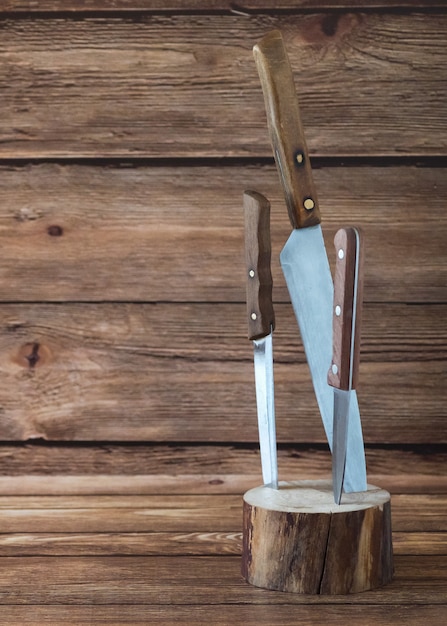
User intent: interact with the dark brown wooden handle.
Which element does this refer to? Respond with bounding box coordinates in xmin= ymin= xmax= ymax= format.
xmin=253 ymin=29 xmax=321 ymax=230
xmin=328 ymin=227 xmax=364 ymax=390
xmin=244 ymin=190 xmax=275 ymax=341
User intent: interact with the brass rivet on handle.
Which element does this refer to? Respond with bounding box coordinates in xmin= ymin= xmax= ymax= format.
xmin=295 ymin=151 xmax=305 ymax=165
xmin=303 ymin=197 xmax=315 ymax=211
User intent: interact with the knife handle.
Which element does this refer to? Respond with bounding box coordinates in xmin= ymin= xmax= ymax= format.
xmin=244 ymin=190 xmax=275 ymax=341
xmin=253 ymin=30 xmax=320 ymax=230
xmin=328 ymin=227 xmax=364 ymax=391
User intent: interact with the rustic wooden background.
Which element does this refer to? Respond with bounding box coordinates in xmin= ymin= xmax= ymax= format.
xmin=1 ymin=0 xmax=446 ymax=459
xmin=0 ymin=1 xmax=446 ymax=623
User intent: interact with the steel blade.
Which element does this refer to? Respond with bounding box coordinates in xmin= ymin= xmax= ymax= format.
xmin=280 ymin=225 xmax=366 ymax=492
xmin=253 ymin=333 xmax=278 ymax=488
xmin=333 ymin=388 xmax=351 ymax=504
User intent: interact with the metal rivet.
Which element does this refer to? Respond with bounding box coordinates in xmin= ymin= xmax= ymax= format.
xmin=335 ymin=305 xmax=341 ymax=316
xmin=338 ymin=248 xmax=345 ymax=260
xmin=332 ymin=363 xmax=338 ymax=375
xmin=295 ymin=152 xmax=305 ymax=165
xmin=251 ymin=313 xmax=257 ymax=320
xmin=249 ymin=269 xmax=255 ymax=278
xmin=303 ymin=198 xmax=315 ymax=211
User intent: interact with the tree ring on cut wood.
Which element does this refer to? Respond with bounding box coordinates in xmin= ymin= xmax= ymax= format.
xmin=241 ymin=479 xmax=393 ymax=595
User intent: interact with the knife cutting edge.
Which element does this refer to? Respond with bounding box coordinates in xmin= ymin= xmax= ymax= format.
xmin=244 ymin=190 xmax=278 ymax=489
xmin=253 ymin=29 xmax=367 ymax=492
xmin=328 ymin=227 xmax=365 ymax=504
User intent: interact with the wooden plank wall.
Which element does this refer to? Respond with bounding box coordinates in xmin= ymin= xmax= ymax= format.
xmin=0 ymin=0 xmax=445 ymax=487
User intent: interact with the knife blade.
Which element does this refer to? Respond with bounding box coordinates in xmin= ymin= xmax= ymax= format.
xmin=253 ymin=29 xmax=367 ymax=492
xmin=244 ymin=190 xmax=278 ymax=489
xmin=328 ymin=227 xmax=365 ymax=504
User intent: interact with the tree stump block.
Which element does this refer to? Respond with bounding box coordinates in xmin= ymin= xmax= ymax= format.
xmin=242 ymin=479 xmax=393 ymax=594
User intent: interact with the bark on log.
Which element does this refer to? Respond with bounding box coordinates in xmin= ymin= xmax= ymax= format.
xmin=242 ymin=479 xmax=393 ymax=594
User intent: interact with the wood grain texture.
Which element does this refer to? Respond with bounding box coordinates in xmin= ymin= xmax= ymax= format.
xmin=2 ymin=1 xmax=446 ymax=11
xmin=0 ymin=458 xmax=442 ymax=610
xmin=253 ymin=29 xmax=321 ymax=229
xmin=0 ymin=164 xmax=445 ymax=303
xmin=328 ymin=227 xmax=364 ymax=390
xmin=0 ymin=530 xmax=444 ymax=557
xmin=2 ymin=470 xmax=446 ymax=498
xmin=0 ymin=605 xmax=446 ymax=626
xmin=244 ymin=190 xmax=275 ymax=339
xmin=0 ymin=554 xmax=446 ymax=605
xmin=0 ymin=530 xmax=244 ymax=557
xmin=0 ymin=2 xmax=444 ymax=621
xmin=0 ymin=14 xmax=446 ymax=157
xmin=0 ymin=466 xmax=443 ymax=621
xmin=0 ymin=303 xmax=445 ymax=442
xmin=1 ymin=442 xmax=446 ymax=480
xmin=0 ymin=492 xmax=444 ymax=533
xmin=1 ymin=446 xmax=446 ymax=499
xmin=0 ymin=361 xmax=440 ymax=441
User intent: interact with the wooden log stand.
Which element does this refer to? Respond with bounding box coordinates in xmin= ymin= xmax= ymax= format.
xmin=242 ymin=479 xmax=393 ymax=595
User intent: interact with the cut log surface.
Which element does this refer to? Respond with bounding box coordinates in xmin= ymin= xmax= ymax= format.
xmin=242 ymin=479 xmax=393 ymax=594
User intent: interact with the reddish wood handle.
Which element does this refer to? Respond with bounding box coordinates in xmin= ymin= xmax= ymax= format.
xmin=244 ymin=190 xmax=275 ymax=341
xmin=253 ymin=30 xmax=320 ymax=230
xmin=328 ymin=227 xmax=364 ymax=390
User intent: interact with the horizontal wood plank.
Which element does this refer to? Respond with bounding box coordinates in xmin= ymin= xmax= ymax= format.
xmin=0 ymin=555 xmax=446 ymax=605
xmin=1 ymin=303 xmax=445 ymax=366
xmin=0 ymin=604 xmax=446 ymax=626
xmin=0 ymin=301 xmax=444 ymax=442
xmin=0 ymin=530 xmax=445 ymax=557
xmin=1 ymin=444 xmax=445 ymax=487
xmin=0 ymin=531 xmax=243 ymax=557
xmin=392 ymin=532 xmax=447 ymax=556
xmin=0 ymin=445 xmax=445 ymax=497
xmin=0 ymin=164 xmax=445 ymax=303
xmin=0 ymin=493 xmax=444 ymax=532
xmin=0 ymin=14 xmax=446 ymax=157
xmin=0 ymin=497 xmax=242 ymax=534
xmin=0 ymin=470 xmax=446 ymax=497
xmin=0 ymin=348 xmax=444 ymax=443
xmin=2 ymin=1 xmax=446 ymax=12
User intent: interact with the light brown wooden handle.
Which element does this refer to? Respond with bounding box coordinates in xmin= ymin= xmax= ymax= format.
xmin=244 ymin=190 xmax=275 ymax=341
xmin=328 ymin=227 xmax=364 ymax=390
xmin=253 ymin=29 xmax=320 ymax=230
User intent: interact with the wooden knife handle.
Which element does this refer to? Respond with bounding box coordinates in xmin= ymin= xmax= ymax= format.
xmin=253 ymin=29 xmax=321 ymax=230
xmin=328 ymin=227 xmax=364 ymax=391
xmin=244 ymin=190 xmax=275 ymax=341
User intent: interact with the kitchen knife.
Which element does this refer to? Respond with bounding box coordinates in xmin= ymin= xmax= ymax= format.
xmin=253 ymin=29 xmax=366 ymax=492
xmin=244 ymin=190 xmax=278 ymax=489
xmin=328 ymin=227 xmax=365 ymax=504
